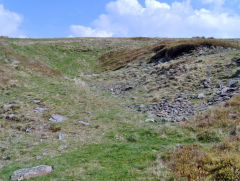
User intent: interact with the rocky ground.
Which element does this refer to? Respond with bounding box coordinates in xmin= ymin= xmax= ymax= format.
xmin=88 ymin=46 xmax=240 ymax=122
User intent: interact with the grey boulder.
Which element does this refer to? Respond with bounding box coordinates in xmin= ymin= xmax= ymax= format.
xmin=78 ymin=121 xmax=90 ymax=126
xmin=11 ymin=165 xmax=52 ymax=180
xmin=49 ymin=114 xmax=68 ymax=123
xmin=197 ymin=93 xmax=205 ymax=99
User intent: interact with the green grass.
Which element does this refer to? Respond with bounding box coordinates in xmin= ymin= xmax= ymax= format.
xmin=0 ymin=123 xmax=194 ymax=180
xmin=10 ymin=43 xmax=109 ymax=77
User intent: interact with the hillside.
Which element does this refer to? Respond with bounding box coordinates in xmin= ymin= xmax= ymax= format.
xmin=0 ymin=37 xmax=240 ymax=180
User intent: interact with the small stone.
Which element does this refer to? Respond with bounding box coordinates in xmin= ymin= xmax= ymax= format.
xmin=7 ymin=101 xmax=17 ymax=104
xmin=179 ymin=116 xmax=187 ymax=121
xmin=162 ymin=117 xmax=172 ymax=122
xmin=33 ymin=100 xmax=41 ymax=104
xmin=2 ymin=155 xmax=11 ymax=160
xmin=49 ymin=114 xmax=68 ymax=123
xmin=25 ymin=127 xmax=31 ymax=133
xmin=11 ymin=165 xmax=52 ymax=180
xmin=197 ymin=93 xmax=205 ymax=99
xmin=34 ymin=107 xmax=45 ymax=114
xmin=2 ymin=104 xmax=12 ymax=112
xmin=0 ymin=164 xmax=3 ymax=170
xmin=145 ymin=118 xmax=155 ymax=123
xmin=78 ymin=121 xmax=90 ymax=126
xmin=221 ymin=87 xmax=230 ymax=94
xmin=227 ymin=79 xmax=238 ymax=88
xmin=58 ymin=144 xmax=67 ymax=151
xmin=6 ymin=114 xmax=15 ymax=120
xmin=58 ymin=134 xmax=66 ymax=140
xmin=159 ymin=146 xmax=167 ymax=150
xmin=36 ymin=156 xmax=42 ymax=160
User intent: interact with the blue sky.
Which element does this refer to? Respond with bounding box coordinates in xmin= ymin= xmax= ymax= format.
xmin=0 ymin=0 xmax=239 ymax=38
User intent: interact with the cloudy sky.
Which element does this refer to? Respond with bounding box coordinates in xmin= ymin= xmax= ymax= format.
xmin=0 ymin=0 xmax=239 ymax=38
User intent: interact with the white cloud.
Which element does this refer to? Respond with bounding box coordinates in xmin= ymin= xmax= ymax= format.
xmin=145 ymin=0 xmax=170 ymax=10
xmin=0 ymin=4 xmax=24 ymax=37
xmin=106 ymin=0 xmax=144 ymax=15
xmin=70 ymin=25 xmax=113 ymax=37
xmin=201 ymin=0 xmax=225 ymax=6
xmin=69 ymin=0 xmax=240 ymax=38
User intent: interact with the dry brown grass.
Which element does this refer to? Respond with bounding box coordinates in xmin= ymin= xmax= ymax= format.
xmin=187 ymin=94 xmax=240 ymax=131
xmin=165 ymin=144 xmax=240 ymax=181
xmin=99 ymin=46 xmax=155 ymax=71
xmin=99 ymin=38 xmax=240 ymax=71
xmin=165 ymin=145 xmax=207 ymax=180
xmin=150 ymin=38 xmax=240 ymax=63
xmin=164 ymin=94 xmax=240 ymax=180
xmin=127 ymin=37 xmax=154 ymax=41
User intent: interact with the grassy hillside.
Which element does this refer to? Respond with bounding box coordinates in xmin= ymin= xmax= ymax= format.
xmin=0 ymin=37 xmax=240 ymax=180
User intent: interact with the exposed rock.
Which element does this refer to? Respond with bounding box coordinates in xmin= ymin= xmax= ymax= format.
xmin=58 ymin=144 xmax=67 ymax=151
xmin=36 ymin=156 xmax=42 ymax=160
xmin=2 ymin=104 xmax=13 ymax=112
xmin=232 ymin=57 xmax=240 ymax=66
xmin=198 ymin=93 xmax=205 ymax=99
xmin=145 ymin=118 xmax=155 ymax=123
xmin=91 ymin=45 xmax=240 ymax=122
xmin=58 ymin=134 xmax=66 ymax=140
xmin=7 ymin=101 xmax=17 ymax=104
xmin=2 ymin=154 xmax=11 ymax=160
xmin=200 ymin=79 xmax=210 ymax=88
xmin=79 ymin=121 xmax=90 ymax=126
xmin=34 ymin=107 xmax=45 ymax=114
xmin=129 ymin=94 xmax=195 ymax=122
xmin=6 ymin=114 xmax=16 ymax=120
xmin=33 ymin=100 xmax=41 ymax=104
xmin=221 ymin=87 xmax=236 ymax=95
xmin=159 ymin=146 xmax=168 ymax=150
xmin=11 ymin=165 xmax=52 ymax=180
xmin=227 ymin=79 xmax=238 ymax=88
xmin=49 ymin=114 xmax=68 ymax=123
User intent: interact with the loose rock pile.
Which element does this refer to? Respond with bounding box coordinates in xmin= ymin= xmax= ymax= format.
xmin=93 ymin=46 xmax=240 ymax=122
xmin=129 ymin=94 xmax=194 ymax=122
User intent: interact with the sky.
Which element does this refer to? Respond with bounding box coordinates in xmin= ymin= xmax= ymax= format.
xmin=0 ymin=0 xmax=239 ymax=38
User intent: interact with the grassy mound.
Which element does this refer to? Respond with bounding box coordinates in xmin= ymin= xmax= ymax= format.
xmin=0 ymin=44 xmax=62 ymax=77
xmin=150 ymin=38 xmax=240 ymax=63
xmin=99 ymin=38 xmax=240 ymax=71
